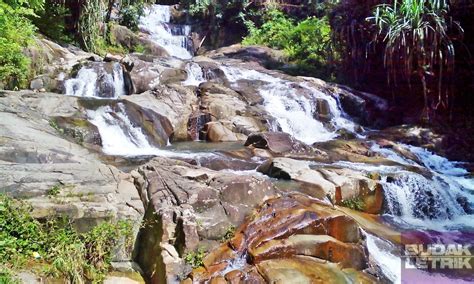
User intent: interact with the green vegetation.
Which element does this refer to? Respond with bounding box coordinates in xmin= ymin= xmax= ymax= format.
xmin=184 ymin=247 xmax=206 ymax=268
xmin=243 ymin=9 xmax=338 ymax=80
xmin=47 ymin=184 xmax=61 ymax=197
xmin=0 ymin=0 xmax=43 ymax=89
xmin=369 ymin=0 xmax=462 ymax=117
xmin=119 ymin=0 xmax=146 ymax=31
xmin=33 ymin=2 xmax=72 ymax=43
xmin=220 ymin=224 xmax=236 ymax=243
xmin=0 ymin=194 xmax=133 ymax=283
xmin=340 ymin=197 xmax=365 ymax=211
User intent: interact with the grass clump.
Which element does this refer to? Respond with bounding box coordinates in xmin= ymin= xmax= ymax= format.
xmin=0 ymin=194 xmax=133 ymax=283
xmin=340 ymin=197 xmax=365 ymax=211
xmin=184 ymin=248 xmax=206 ymax=268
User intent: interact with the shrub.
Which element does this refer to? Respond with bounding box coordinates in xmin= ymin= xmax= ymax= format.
xmin=340 ymin=197 xmax=365 ymax=211
xmin=119 ymin=0 xmax=145 ymax=31
xmin=369 ymin=0 xmax=463 ymax=117
xmin=184 ymin=248 xmax=206 ymax=268
xmin=0 ymin=194 xmax=133 ymax=282
xmin=243 ymin=9 xmax=338 ymax=80
xmin=32 ymin=1 xmax=73 ymax=44
xmin=0 ymin=1 xmax=39 ymax=89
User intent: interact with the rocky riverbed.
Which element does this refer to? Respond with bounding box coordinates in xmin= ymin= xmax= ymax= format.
xmin=1 ymin=3 xmax=474 ymax=284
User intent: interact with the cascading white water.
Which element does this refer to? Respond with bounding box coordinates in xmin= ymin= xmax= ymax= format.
xmin=65 ymin=62 xmax=125 ymax=99
xmin=183 ymin=62 xmax=205 ymax=86
xmin=139 ymin=4 xmax=193 ymax=59
xmin=368 ymin=143 xmax=474 ymax=230
xmin=65 ymin=67 xmax=98 ymax=97
xmin=221 ymin=66 xmax=357 ymax=144
xmin=87 ymin=103 xmax=212 ymax=159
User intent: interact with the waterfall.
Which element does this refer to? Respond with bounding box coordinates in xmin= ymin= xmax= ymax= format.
xmin=221 ymin=66 xmax=357 ymax=144
xmin=65 ymin=62 xmax=125 ymax=99
xmin=87 ymin=103 xmax=211 ymax=159
xmin=368 ymin=144 xmax=474 ymax=230
xmin=365 ymin=233 xmax=401 ymax=284
xmin=65 ymin=67 xmax=98 ymax=98
xmin=183 ymin=62 xmax=205 ymax=86
xmin=139 ymin=4 xmax=193 ymax=59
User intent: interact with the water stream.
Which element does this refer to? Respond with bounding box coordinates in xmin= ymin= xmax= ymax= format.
xmin=59 ymin=4 xmax=474 ymax=282
xmin=221 ymin=65 xmax=358 ymax=144
xmin=139 ymin=4 xmax=193 ymax=59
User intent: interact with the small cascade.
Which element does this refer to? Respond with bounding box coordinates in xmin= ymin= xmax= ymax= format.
xmin=65 ymin=62 xmax=125 ymax=99
xmin=369 ymin=144 xmax=474 ymax=230
xmin=139 ymin=4 xmax=193 ymax=59
xmin=221 ymin=66 xmax=357 ymax=144
xmin=87 ymin=103 xmax=212 ymax=159
xmin=364 ymin=233 xmax=401 ymax=284
xmin=183 ymin=62 xmax=205 ymax=86
xmin=64 ymin=67 xmax=98 ymax=97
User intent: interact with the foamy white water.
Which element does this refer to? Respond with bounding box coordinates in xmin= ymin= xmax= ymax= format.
xmin=183 ymin=62 xmax=205 ymax=86
xmin=366 ymin=143 xmax=474 ymax=230
xmin=87 ymin=103 xmax=213 ymax=159
xmin=65 ymin=62 xmax=125 ymax=98
xmin=221 ymin=65 xmax=357 ymax=144
xmin=139 ymin=4 xmax=193 ymax=59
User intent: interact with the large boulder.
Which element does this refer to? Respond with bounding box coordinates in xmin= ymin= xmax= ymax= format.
xmin=110 ymin=24 xmax=169 ymax=57
xmin=131 ymin=158 xmax=277 ymax=283
xmin=258 ymin=157 xmax=384 ymax=213
xmin=123 ymin=85 xmax=196 ymax=141
xmin=191 ymin=194 xmax=377 ymax=283
xmin=128 ymin=55 xmax=187 ymax=94
xmin=0 ymin=91 xmax=143 ymax=262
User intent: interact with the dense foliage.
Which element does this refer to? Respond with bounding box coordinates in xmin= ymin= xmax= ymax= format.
xmin=244 ymin=9 xmax=338 ymax=80
xmin=0 ymin=194 xmax=133 ymax=283
xmin=369 ymin=0 xmax=462 ymax=116
xmin=0 ymin=0 xmax=43 ymax=89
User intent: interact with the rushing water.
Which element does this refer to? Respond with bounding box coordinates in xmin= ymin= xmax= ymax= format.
xmin=183 ymin=62 xmax=205 ymax=86
xmin=87 ymin=103 xmax=210 ymax=159
xmin=58 ymin=5 xmax=474 ymax=281
xmin=139 ymin=4 xmax=193 ymax=59
xmin=65 ymin=62 xmax=125 ymax=98
xmin=221 ymin=65 xmax=358 ymax=144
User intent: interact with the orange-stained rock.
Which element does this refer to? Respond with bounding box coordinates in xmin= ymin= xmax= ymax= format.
xmin=203 ymin=245 xmax=236 ymax=269
xmin=180 ymin=278 xmax=193 ymax=284
xmin=362 ymin=183 xmax=384 ymax=214
xmin=251 ymin=234 xmax=367 ymax=270
xmin=325 ymin=215 xmax=360 ymax=243
xmin=256 ymin=256 xmax=376 ymax=284
xmin=209 ymin=275 xmax=227 ymax=284
xmin=224 ymin=270 xmax=244 ymax=283
xmin=229 ymin=232 xmax=245 ymax=252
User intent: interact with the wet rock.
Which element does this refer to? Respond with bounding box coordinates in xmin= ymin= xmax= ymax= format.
xmin=315 ymin=98 xmax=332 ymax=122
xmin=193 ymin=194 xmax=374 ymax=282
xmin=0 ymin=91 xmax=143 ymax=261
xmin=252 ymin=234 xmax=366 ymax=269
xmin=245 ymin=132 xmax=311 ymax=155
xmin=257 ymin=256 xmax=375 ymax=284
xmin=128 ymin=56 xmax=186 ymax=93
xmin=110 ymin=24 xmax=169 ymax=57
xmin=124 ymin=85 xmax=196 ymax=141
xmin=205 ymin=122 xmax=246 ymax=142
xmin=206 ymin=44 xmax=287 ymax=68
xmin=131 ymin=157 xmax=279 ymax=282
